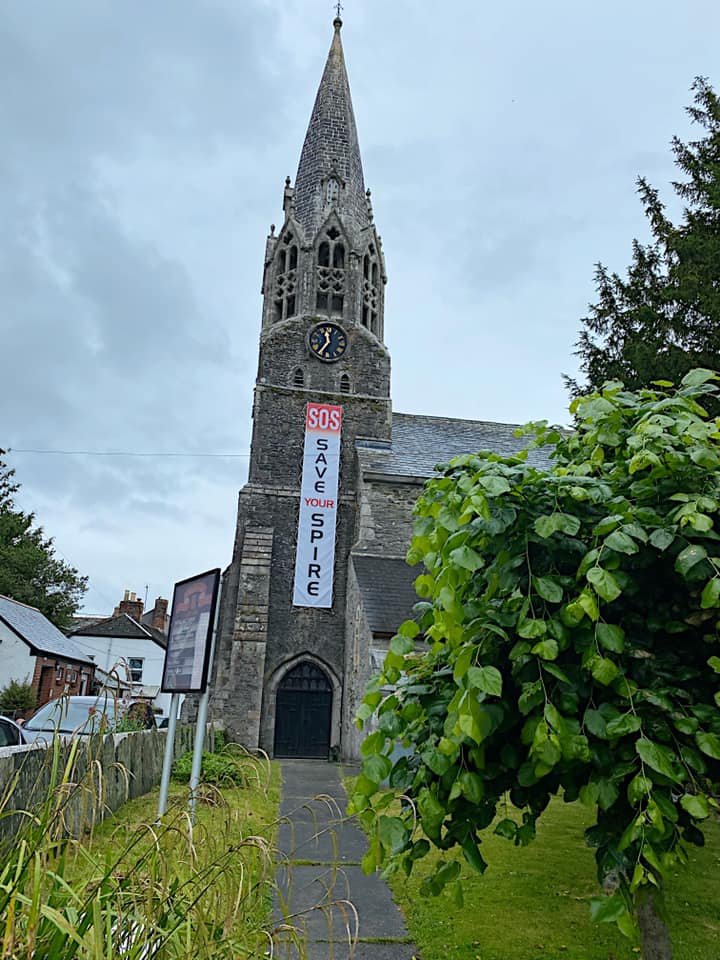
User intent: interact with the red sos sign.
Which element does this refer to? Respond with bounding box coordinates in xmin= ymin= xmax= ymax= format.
xmin=306 ymin=403 xmax=342 ymax=432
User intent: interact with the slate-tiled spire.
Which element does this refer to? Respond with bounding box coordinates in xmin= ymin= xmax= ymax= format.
xmin=293 ymin=16 xmax=369 ymax=242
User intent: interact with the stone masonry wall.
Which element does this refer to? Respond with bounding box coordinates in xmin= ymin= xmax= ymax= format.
xmin=0 ymin=724 xmax=197 ymax=840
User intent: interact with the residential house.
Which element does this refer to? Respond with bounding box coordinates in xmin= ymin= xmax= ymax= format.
xmin=69 ymin=591 xmax=173 ymax=720
xmin=0 ymin=595 xmax=95 ymax=710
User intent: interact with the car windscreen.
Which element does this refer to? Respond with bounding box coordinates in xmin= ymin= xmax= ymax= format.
xmin=24 ymin=700 xmax=117 ymax=734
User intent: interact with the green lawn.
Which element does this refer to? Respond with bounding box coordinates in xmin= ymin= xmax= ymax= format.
xmin=354 ymin=790 xmax=720 ymax=960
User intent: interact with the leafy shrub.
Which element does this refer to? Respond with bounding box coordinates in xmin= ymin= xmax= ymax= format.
xmin=172 ymin=749 xmax=246 ymax=786
xmin=0 ymin=678 xmax=36 ymax=715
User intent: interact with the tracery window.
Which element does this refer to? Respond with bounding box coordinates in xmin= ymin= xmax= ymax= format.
xmin=273 ymin=232 xmax=298 ymax=322
xmin=316 ymin=226 xmax=345 ymax=316
xmin=361 ymin=243 xmax=380 ymax=333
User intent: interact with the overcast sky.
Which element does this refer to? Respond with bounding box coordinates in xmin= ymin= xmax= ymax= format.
xmin=2 ymin=0 xmax=718 ymax=615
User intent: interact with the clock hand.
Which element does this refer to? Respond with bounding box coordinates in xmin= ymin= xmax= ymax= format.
xmin=318 ymin=330 xmax=331 ymax=355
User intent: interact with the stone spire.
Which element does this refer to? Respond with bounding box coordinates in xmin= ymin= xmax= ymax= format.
xmin=293 ymin=16 xmax=369 ymax=242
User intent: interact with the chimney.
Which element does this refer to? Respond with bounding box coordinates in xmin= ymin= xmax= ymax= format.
xmin=151 ymin=597 xmax=169 ymax=633
xmin=118 ymin=589 xmax=144 ymax=622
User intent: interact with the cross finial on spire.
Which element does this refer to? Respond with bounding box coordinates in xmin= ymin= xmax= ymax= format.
xmin=334 ymin=2 xmax=343 ymax=26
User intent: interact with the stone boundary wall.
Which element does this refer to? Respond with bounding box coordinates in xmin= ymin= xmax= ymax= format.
xmin=0 ymin=724 xmax=207 ymax=840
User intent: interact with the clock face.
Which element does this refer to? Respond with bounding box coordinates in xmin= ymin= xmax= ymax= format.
xmin=308 ymin=322 xmax=348 ymax=363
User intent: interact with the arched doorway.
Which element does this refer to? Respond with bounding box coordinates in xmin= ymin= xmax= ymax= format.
xmin=273 ymin=661 xmax=332 ymax=758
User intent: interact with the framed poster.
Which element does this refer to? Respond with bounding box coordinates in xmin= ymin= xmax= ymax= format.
xmin=161 ymin=568 xmax=221 ymax=694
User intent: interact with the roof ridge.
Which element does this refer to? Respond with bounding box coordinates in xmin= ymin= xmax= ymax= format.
xmin=0 ymin=593 xmax=41 ymax=612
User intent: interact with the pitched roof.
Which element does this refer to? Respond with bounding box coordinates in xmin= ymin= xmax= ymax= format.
xmin=356 ymin=412 xmax=554 ymax=479
xmin=293 ymin=17 xmax=369 ymax=242
xmin=0 ymin=595 xmax=95 ymax=666
xmin=351 ymin=555 xmax=419 ymax=636
xmin=71 ymin=613 xmax=166 ymax=649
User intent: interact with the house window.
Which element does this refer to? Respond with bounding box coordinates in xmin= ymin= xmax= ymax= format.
xmin=55 ymin=664 xmax=64 ymax=682
xmin=128 ymin=658 xmax=144 ymax=684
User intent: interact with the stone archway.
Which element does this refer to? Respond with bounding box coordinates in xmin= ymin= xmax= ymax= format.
xmin=269 ymin=655 xmax=341 ymax=759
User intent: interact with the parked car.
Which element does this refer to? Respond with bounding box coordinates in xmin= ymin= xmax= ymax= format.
xmin=22 ymin=695 xmax=134 ymax=745
xmin=0 ymin=715 xmax=28 ymax=748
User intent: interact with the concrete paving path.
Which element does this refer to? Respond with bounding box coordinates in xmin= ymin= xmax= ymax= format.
xmin=272 ymin=760 xmax=420 ymax=960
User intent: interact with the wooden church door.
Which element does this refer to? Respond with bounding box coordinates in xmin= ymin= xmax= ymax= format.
xmin=273 ymin=661 xmax=332 ymax=758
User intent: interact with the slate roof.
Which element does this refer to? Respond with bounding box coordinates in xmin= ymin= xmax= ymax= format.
xmin=71 ymin=613 xmax=166 ymax=649
xmin=356 ymin=412 xmax=554 ymax=479
xmin=0 ymin=595 xmax=95 ymax=666
xmin=351 ymin=555 xmax=419 ymax=636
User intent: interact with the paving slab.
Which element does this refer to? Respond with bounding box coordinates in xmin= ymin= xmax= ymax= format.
xmin=275 ymin=864 xmax=409 ymax=940
xmin=271 ymin=940 xmax=419 ymax=960
xmin=280 ymin=760 xmax=349 ymax=801
xmin=273 ymin=761 xmax=420 ymax=960
xmin=278 ymin=815 xmax=367 ymax=862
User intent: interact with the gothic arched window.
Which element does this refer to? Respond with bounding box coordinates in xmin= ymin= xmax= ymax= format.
xmin=339 ymin=373 xmax=351 ymax=394
xmin=293 ymin=367 xmax=304 ymax=388
xmin=316 ymin=226 xmax=346 ymax=317
xmin=362 ymin=243 xmax=379 ymax=333
xmin=273 ymin=232 xmax=298 ymax=322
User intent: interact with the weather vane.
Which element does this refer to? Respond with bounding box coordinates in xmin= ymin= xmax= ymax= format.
xmin=335 ymin=2 xmax=343 ymax=18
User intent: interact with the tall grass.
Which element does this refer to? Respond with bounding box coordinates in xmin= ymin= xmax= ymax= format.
xmin=0 ymin=735 xmax=287 ymax=958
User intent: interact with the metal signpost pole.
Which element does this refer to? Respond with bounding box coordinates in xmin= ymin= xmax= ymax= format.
xmin=188 ymin=582 xmax=223 ymax=824
xmin=156 ymin=692 xmax=181 ymax=820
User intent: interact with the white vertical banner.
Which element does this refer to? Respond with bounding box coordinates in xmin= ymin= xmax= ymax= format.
xmin=293 ymin=402 xmax=343 ymax=608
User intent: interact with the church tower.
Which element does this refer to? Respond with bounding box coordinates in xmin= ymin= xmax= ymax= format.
xmin=210 ymin=16 xmax=391 ymax=758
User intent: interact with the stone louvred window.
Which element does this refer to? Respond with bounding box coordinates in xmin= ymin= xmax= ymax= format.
xmin=273 ymin=232 xmax=298 ymax=322
xmin=293 ymin=367 xmax=305 ymax=388
xmin=361 ymin=243 xmax=380 ymax=333
xmin=316 ymin=226 xmax=345 ymax=316
xmin=339 ymin=373 xmax=351 ymax=394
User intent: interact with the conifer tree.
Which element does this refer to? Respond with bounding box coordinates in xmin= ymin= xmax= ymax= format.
xmin=0 ymin=450 xmax=87 ymax=629
xmin=571 ymin=78 xmax=720 ymax=400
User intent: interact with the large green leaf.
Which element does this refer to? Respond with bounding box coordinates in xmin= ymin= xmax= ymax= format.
xmin=533 ymin=575 xmax=563 ymax=603
xmin=605 ymin=713 xmax=641 ymax=738
xmin=477 ymin=475 xmax=511 ymax=496
xmin=701 ymin=578 xmax=720 ymax=608
xmin=680 ymin=793 xmax=709 ymax=820
xmin=467 ymin=665 xmax=503 ymax=697
xmin=604 ymin=530 xmax=639 ymax=555
xmin=596 ymin=623 xmax=625 ymax=653
xmin=531 ymin=637 xmax=559 ymax=661
xmin=636 ymin=738 xmax=683 ymax=783
xmin=534 ymin=513 xmax=581 ymax=538
xmin=675 ymin=544 xmax=708 ymax=577
xmin=449 ymin=545 xmax=484 ymax=572
xmin=696 ymin=731 xmax=720 ymax=760
xmin=590 ymin=656 xmax=619 ymax=686
xmin=587 ymin=567 xmax=622 ymax=602
xmin=681 ymin=368 xmax=718 ymax=388
xmin=378 ymin=815 xmax=410 ymax=855
xmin=590 ymin=893 xmax=626 ymax=923
xmin=649 ymin=528 xmax=675 ymax=551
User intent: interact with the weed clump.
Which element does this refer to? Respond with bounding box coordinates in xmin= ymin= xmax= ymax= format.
xmin=172 ymin=749 xmax=246 ymax=786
